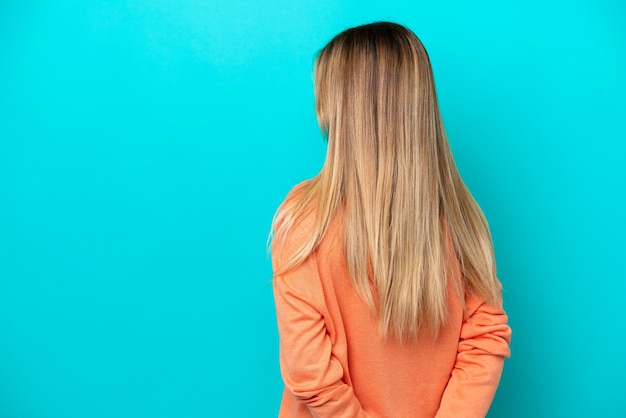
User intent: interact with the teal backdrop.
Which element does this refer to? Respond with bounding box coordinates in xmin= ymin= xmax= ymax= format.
xmin=1 ymin=1 xmax=624 ymax=417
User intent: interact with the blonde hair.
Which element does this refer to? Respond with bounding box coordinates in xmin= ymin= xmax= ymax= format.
xmin=270 ymin=22 xmax=501 ymax=341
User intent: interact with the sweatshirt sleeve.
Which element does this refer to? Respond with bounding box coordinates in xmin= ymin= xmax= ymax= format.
xmin=435 ymin=285 xmax=512 ymax=418
xmin=272 ymin=227 xmax=370 ymax=417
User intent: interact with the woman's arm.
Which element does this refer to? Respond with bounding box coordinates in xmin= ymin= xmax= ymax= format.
xmin=435 ymin=287 xmax=512 ymax=418
xmin=273 ymin=262 xmax=370 ymax=417
xmin=272 ymin=221 xmax=370 ymax=417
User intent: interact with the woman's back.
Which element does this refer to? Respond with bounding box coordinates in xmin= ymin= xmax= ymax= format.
xmin=272 ymin=191 xmax=511 ymax=417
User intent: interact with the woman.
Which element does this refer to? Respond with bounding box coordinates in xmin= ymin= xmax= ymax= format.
xmin=269 ymin=22 xmax=512 ymax=418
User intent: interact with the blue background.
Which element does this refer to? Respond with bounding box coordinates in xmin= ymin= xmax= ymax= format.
xmin=1 ymin=1 xmax=624 ymax=417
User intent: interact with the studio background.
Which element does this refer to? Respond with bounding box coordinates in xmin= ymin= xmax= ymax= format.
xmin=1 ymin=1 xmax=624 ymax=417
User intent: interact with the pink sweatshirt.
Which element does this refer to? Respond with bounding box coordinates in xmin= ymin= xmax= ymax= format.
xmin=271 ymin=194 xmax=512 ymax=418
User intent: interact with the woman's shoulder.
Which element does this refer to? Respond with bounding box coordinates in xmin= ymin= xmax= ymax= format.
xmin=275 ymin=179 xmax=315 ymax=223
xmin=272 ymin=180 xmax=316 ymax=249
xmin=281 ymin=179 xmax=312 ymax=205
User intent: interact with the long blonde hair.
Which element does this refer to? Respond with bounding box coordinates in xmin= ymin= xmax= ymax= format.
xmin=270 ymin=22 xmax=501 ymax=341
